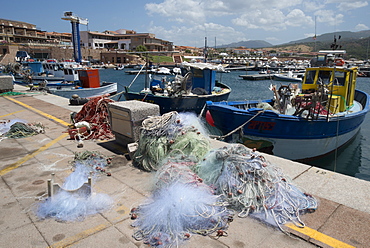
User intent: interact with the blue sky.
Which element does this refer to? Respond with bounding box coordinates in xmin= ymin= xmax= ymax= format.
xmin=1 ymin=0 xmax=369 ymax=47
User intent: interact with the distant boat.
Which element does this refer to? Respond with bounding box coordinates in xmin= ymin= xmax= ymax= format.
xmin=114 ymin=65 xmax=125 ymax=70
xmin=150 ymin=67 xmax=172 ymax=75
xmin=206 ymin=50 xmax=370 ymax=161
xmin=123 ymin=62 xmax=231 ymax=114
xmin=273 ymin=71 xmax=303 ymax=82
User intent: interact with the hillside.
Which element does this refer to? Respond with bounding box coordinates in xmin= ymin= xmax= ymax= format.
xmin=217 ymin=40 xmax=272 ymax=49
xmin=285 ymin=30 xmax=370 ymax=44
xmin=219 ymin=30 xmax=370 ymax=60
xmin=276 ymin=35 xmax=370 ymax=60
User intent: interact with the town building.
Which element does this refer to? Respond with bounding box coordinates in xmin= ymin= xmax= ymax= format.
xmin=80 ymin=29 xmax=174 ymax=52
xmin=0 ymin=18 xmax=176 ymax=65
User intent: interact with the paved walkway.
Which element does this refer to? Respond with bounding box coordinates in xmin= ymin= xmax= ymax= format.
xmin=0 ymin=86 xmax=369 ymax=247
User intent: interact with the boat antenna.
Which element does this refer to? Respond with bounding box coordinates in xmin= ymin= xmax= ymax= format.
xmin=314 ymin=16 xmax=317 ymax=52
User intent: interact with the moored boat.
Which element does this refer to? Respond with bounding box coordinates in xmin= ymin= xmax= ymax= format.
xmin=12 ymin=60 xmax=82 ymax=84
xmin=123 ymin=62 xmax=231 ymax=114
xmin=47 ymin=69 xmax=117 ymax=99
xmin=273 ymin=70 xmax=303 ymax=82
xmin=206 ymin=50 xmax=370 ymax=161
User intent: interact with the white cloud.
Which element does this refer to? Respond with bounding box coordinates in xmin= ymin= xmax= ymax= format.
xmin=148 ymin=22 xmax=248 ymax=46
xmin=325 ymin=0 xmax=368 ymax=11
xmin=145 ymin=0 xmax=231 ymax=24
xmin=232 ymin=9 xmax=286 ymax=31
xmin=286 ymin=9 xmax=314 ymax=27
xmin=304 ymin=33 xmax=316 ymax=38
xmin=303 ymin=1 xmax=325 ymax=12
xmin=266 ymin=36 xmax=279 ymax=42
xmin=338 ymin=1 xmax=368 ymax=11
xmin=314 ymin=9 xmax=344 ymax=26
xmin=355 ymin=23 xmax=369 ymax=31
xmin=145 ymin=0 xmax=207 ymax=23
xmin=232 ymin=8 xmax=313 ymax=31
xmin=143 ymin=0 xmax=367 ymax=46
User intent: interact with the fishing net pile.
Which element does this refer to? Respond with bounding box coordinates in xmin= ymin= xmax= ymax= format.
xmin=194 ymin=144 xmax=318 ymax=231
xmin=131 ymin=154 xmax=233 ymax=247
xmin=36 ymin=151 xmax=114 ymax=222
xmin=0 ymin=120 xmax=45 ymax=139
xmin=129 ymin=111 xmax=317 ymax=245
xmin=72 ymin=96 xmax=115 ymax=140
xmin=133 ymin=111 xmax=211 ymax=171
xmin=0 ymin=92 xmax=26 ymax=96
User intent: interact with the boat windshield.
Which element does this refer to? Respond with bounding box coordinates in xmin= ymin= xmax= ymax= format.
xmin=317 ymin=70 xmax=332 ymax=85
xmin=334 ymin=71 xmax=346 ymax=86
xmin=304 ymin=70 xmax=316 ymax=84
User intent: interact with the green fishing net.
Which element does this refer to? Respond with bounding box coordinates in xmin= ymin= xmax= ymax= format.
xmin=133 ymin=111 xmax=211 ymax=171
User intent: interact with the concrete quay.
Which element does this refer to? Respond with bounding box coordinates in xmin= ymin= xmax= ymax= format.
xmin=0 ymin=85 xmax=369 ymax=248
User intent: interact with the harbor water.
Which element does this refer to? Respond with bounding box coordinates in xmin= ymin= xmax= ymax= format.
xmin=99 ymin=68 xmax=370 ymax=182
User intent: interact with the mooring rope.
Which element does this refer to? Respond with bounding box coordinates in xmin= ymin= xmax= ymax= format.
xmin=209 ymin=110 xmax=265 ymax=140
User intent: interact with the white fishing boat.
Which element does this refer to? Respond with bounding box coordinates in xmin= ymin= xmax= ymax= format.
xmin=47 ymin=69 xmax=117 ymax=99
xmin=274 ymin=70 xmax=303 ymax=82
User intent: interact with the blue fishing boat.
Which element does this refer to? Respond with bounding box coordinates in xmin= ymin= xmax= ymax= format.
xmin=206 ymin=51 xmax=370 ymax=161
xmin=123 ymin=62 xmax=231 ymax=114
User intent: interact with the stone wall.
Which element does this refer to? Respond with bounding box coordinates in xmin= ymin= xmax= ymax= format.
xmin=0 ymin=45 xmax=108 ymax=64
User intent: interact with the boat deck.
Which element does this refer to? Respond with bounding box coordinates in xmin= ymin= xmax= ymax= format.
xmin=0 ymin=84 xmax=369 ymax=247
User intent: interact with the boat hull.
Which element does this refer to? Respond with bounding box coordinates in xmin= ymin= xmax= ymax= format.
xmin=48 ymin=82 xmax=117 ymax=99
xmin=124 ymin=90 xmax=230 ymax=114
xmin=14 ymin=80 xmax=73 ymax=87
xmin=14 ymin=75 xmax=65 ymax=83
xmin=273 ymin=74 xmax=302 ymax=82
xmin=206 ymin=90 xmax=369 ymax=161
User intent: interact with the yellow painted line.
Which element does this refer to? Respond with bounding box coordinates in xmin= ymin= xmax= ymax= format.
xmin=49 ymin=205 xmax=130 ymax=248
xmin=49 ymin=223 xmax=111 ymax=248
xmin=0 ymin=96 xmax=72 ymax=176
xmin=4 ymin=96 xmax=70 ymax=126
xmin=0 ymin=133 xmax=69 ymax=176
xmin=0 ymin=110 xmax=25 ymax=118
xmin=285 ymin=223 xmax=355 ymax=248
xmin=0 ymin=96 xmax=131 ymax=247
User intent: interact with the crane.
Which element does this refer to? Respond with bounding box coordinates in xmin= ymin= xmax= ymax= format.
xmin=62 ymin=12 xmax=88 ymax=63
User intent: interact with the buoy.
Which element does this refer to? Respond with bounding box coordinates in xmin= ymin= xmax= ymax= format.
xmin=206 ymin=110 xmax=215 ymax=127
xmin=335 ymin=58 xmax=345 ymax=66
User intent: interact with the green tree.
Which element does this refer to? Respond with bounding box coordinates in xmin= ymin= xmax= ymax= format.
xmin=136 ymin=45 xmax=147 ymax=52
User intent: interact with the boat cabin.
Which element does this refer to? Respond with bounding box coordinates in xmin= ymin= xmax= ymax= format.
xmin=302 ymin=66 xmax=357 ymax=113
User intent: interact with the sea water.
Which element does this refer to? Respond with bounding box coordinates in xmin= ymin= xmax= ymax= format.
xmin=99 ymin=68 xmax=370 ymax=182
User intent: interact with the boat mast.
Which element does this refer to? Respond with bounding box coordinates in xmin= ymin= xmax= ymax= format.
xmin=204 ymin=37 xmax=208 ymax=62
xmin=145 ymin=53 xmax=149 ymax=90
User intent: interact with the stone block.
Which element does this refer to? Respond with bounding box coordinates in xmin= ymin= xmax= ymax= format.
xmin=108 ymin=100 xmax=160 ymax=146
